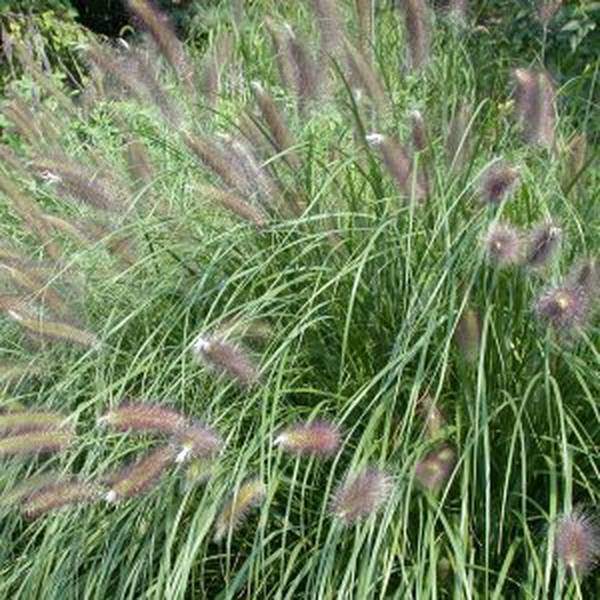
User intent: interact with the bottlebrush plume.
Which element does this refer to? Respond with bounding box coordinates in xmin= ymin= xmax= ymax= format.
xmin=22 ymin=479 xmax=100 ymax=519
xmin=568 ymin=257 xmax=599 ymax=299
xmin=454 ymin=302 xmax=481 ymax=363
xmin=534 ymin=284 xmax=590 ymax=333
xmin=513 ymin=69 xmax=556 ymax=148
xmin=525 ymin=221 xmax=562 ymax=268
xmin=192 ymin=334 xmax=260 ymax=388
xmin=312 ymin=0 xmax=345 ymax=62
xmin=554 ymin=509 xmax=600 ymax=576
xmin=275 ymin=421 xmax=341 ymax=457
xmin=11 ymin=314 xmax=100 ymax=349
xmin=367 ymin=133 xmax=426 ymax=201
xmin=400 ymin=0 xmax=431 ymax=71
xmin=250 ymin=82 xmax=302 ymax=171
xmin=415 ymin=445 xmax=456 ymax=492
xmin=446 ymin=102 xmax=472 ymax=172
xmin=104 ymin=445 xmax=177 ymax=503
xmin=182 ymin=457 xmax=214 ymax=491
xmin=483 ymin=222 xmax=523 ymax=267
xmin=331 ymin=467 xmax=392 ymax=525
xmin=417 ymin=394 xmax=446 ymax=439
xmin=410 ymin=110 xmax=429 ymax=153
xmin=0 ymin=430 xmax=74 ymax=458
xmin=174 ymin=423 xmax=223 ymax=464
xmin=478 ymin=161 xmax=520 ymax=205
xmin=356 ymin=0 xmax=374 ymax=55
xmin=198 ymin=184 xmax=267 ymax=228
xmin=0 ymin=472 xmax=59 ymax=509
xmin=214 ymin=478 xmax=266 ymax=542
xmin=0 ymin=410 xmax=69 ymax=437
xmin=98 ymin=403 xmax=186 ymax=435
xmin=126 ymin=0 xmax=195 ymax=97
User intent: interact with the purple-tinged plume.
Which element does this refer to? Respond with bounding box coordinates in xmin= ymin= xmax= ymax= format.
xmin=525 ymin=221 xmax=562 ymax=268
xmin=418 ymin=394 xmax=446 ymax=439
xmin=331 ymin=467 xmax=392 ymax=525
xmin=0 ymin=410 xmax=69 ymax=437
xmin=174 ymin=423 xmax=223 ymax=463
xmin=454 ymin=302 xmax=481 ymax=363
xmin=0 ymin=430 xmax=74 ymax=458
xmin=98 ymin=403 xmax=186 ymax=435
xmin=534 ymin=284 xmax=590 ymax=333
xmin=104 ymin=445 xmax=177 ymax=503
xmin=214 ymin=478 xmax=266 ymax=542
xmin=192 ymin=334 xmax=260 ymax=388
xmin=415 ymin=445 xmax=456 ymax=492
xmin=483 ymin=222 xmax=523 ymax=267
xmin=567 ymin=257 xmax=599 ymax=300
xmin=22 ymin=479 xmax=100 ymax=519
xmin=478 ymin=161 xmax=520 ymax=205
xmin=513 ymin=69 xmax=556 ymax=149
xmin=400 ymin=0 xmax=431 ymax=71
xmin=554 ymin=509 xmax=600 ymax=577
xmin=275 ymin=421 xmax=341 ymax=457
xmin=410 ymin=110 xmax=429 ymax=153
xmin=367 ymin=133 xmax=426 ymax=201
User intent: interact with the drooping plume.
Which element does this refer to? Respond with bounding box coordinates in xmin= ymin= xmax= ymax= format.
xmin=214 ymin=478 xmax=266 ymax=542
xmin=525 ymin=221 xmax=562 ymax=268
xmin=98 ymin=403 xmax=186 ymax=435
xmin=104 ymin=445 xmax=177 ymax=503
xmin=197 ymin=184 xmax=266 ymax=228
xmin=275 ymin=421 xmax=341 ymax=457
xmin=22 ymin=479 xmax=99 ymax=519
xmin=174 ymin=423 xmax=223 ymax=463
xmin=478 ymin=160 xmax=520 ymax=205
xmin=400 ymin=0 xmax=431 ymax=71
xmin=0 ymin=430 xmax=74 ymax=458
xmin=554 ymin=509 xmax=600 ymax=577
xmin=483 ymin=222 xmax=523 ymax=267
xmin=0 ymin=410 xmax=69 ymax=437
xmin=126 ymin=0 xmax=196 ymax=98
xmin=192 ymin=333 xmax=260 ymax=388
xmin=312 ymin=0 xmax=345 ymax=63
xmin=331 ymin=467 xmax=392 ymax=525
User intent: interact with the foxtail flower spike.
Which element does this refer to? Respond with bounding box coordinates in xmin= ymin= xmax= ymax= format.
xmin=214 ymin=478 xmax=266 ymax=542
xmin=454 ymin=301 xmax=481 ymax=363
xmin=478 ymin=160 xmax=520 ymax=205
xmin=401 ymin=0 xmax=431 ymax=71
xmin=0 ymin=430 xmax=74 ymax=458
xmin=331 ymin=467 xmax=392 ymax=525
xmin=534 ymin=284 xmax=590 ymax=334
xmin=174 ymin=423 xmax=223 ymax=464
xmin=98 ymin=403 xmax=186 ymax=435
xmin=0 ymin=410 xmax=70 ymax=437
xmin=554 ymin=509 xmax=600 ymax=577
xmin=22 ymin=479 xmax=100 ymax=519
xmin=104 ymin=445 xmax=177 ymax=503
xmin=525 ymin=221 xmax=562 ymax=268
xmin=415 ymin=445 xmax=456 ymax=492
xmin=275 ymin=421 xmax=341 ymax=457
xmin=192 ymin=334 xmax=260 ymax=388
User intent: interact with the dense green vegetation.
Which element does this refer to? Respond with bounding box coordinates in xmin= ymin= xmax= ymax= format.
xmin=0 ymin=0 xmax=598 ymax=598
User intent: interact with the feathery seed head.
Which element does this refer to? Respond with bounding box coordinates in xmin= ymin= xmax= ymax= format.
xmin=417 ymin=394 xmax=446 ymax=439
xmin=0 ymin=430 xmax=74 ymax=458
xmin=275 ymin=421 xmax=341 ymax=457
xmin=483 ymin=222 xmax=523 ymax=266
xmin=454 ymin=303 xmax=481 ymax=363
xmin=554 ymin=509 xmax=600 ymax=576
xmin=0 ymin=410 xmax=70 ymax=437
xmin=22 ymin=479 xmax=100 ymax=519
xmin=98 ymin=403 xmax=186 ymax=435
xmin=525 ymin=221 xmax=562 ymax=268
xmin=104 ymin=445 xmax=177 ymax=503
xmin=410 ymin=110 xmax=428 ymax=152
xmin=214 ymin=478 xmax=266 ymax=542
xmin=534 ymin=285 xmax=589 ymax=332
xmin=401 ymin=0 xmax=431 ymax=71
xmin=331 ymin=467 xmax=392 ymax=525
xmin=479 ymin=161 xmax=520 ymax=205
xmin=567 ymin=257 xmax=599 ymax=299
xmin=415 ymin=445 xmax=456 ymax=492
xmin=174 ymin=423 xmax=223 ymax=463
xmin=191 ymin=333 xmax=260 ymax=388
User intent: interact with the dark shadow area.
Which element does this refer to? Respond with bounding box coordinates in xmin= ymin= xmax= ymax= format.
xmin=71 ymin=0 xmax=130 ymax=37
